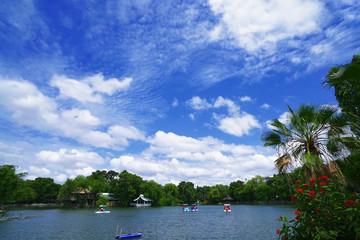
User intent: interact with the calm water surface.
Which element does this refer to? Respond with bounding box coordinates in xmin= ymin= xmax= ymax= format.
xmin=0 ymin=205 xmax=294 ymax=240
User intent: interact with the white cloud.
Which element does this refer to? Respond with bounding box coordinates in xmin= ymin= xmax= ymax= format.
xmin=216 ymin=114 xmax=261 ymax=137
xmin=0 ymin=79 xmax=57 ymax=128
xmin=189 ymin=113 xmax=195 ymax=120
xmin=186 ymin=96 xmax=212 ymax=110
xmin=51 ymin=74 xmax=132 ymax=103
xmin=65 ymin=166 xmax=97 ymax=179
xmin=33 ymin=148 xmax=105 ymax=181
xmin=108 ymin=125 xmax=146 ymax=147
xmin=0 ymin=78 xmax=144 ymax=150
xmin=213 ymin=96 xmax=240 ymax=114
xmin=240 ymin=96 xmax=252 ymax=102
xmin=261 ymin=103 xmax=270 ymax=109
xmin=111 ymin=131 xmax=276 ymax=186
xmin=172 ymin=98 xmax=179 ymax=107
xmin=186 ymin=96 xmax=261 ymax=137
xmin=36 ymin=148 xmax=105 ymax=166
xmin=208 ymin=0 xmax=324 ymax=53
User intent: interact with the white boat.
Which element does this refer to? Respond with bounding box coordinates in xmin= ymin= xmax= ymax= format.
xmin=224 ymin=204 xmax=231 ymax=213
xmin=95 ymin=205 xmax=110 ymax=214
xmin=95 ymin=210 xmax=110 ymax=214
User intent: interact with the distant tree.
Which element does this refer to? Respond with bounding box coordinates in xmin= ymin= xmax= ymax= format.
xmin=110 ymin=170 xmax=146 ymax=206
xmin=208 ymin=187 xmax=221 ymax=204
xmin=214 ymin=184 xmax=229 ymax=201
xmin=196 ymin=186 xmax=211 ymax=203
xmin=229 ymin=180 xmax=244 ymax=200
xmin=14 ymin=181 xmax=36 ymax=203
xmin=254 ymin=184 xmax=275 ymax=202
xmin=178 ymin=181 xmax=197 ymax=204
xmin=144 ymin=180 xmax=164 ymax=206
xmin=0 ymin=165 xmax=27 ymax=204
xmin=164 ymin=183 xmax=179 ymax=199
xmin=28 ymin=177 xmax=60 ymax=203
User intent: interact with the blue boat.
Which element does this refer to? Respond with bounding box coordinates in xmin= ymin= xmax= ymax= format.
xmin=115 ymin=233 xmax=142 ymax=239
xmin=115 ymin=225 xmax=141 ymax=239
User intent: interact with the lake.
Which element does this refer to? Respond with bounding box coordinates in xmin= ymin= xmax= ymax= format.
xmin=0 ymin=205 xmax=294 ymax=240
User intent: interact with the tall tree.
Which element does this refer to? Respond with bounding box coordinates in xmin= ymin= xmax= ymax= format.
xmin=262 ymin=104 xmax=358 ymax=180
xmin=110 ymin=170 xmax=146 ymax=206
xmin=0 ymin=165 xmax=27 ymax=204
xmin=324 ymin=55 xmax=360 ymax=118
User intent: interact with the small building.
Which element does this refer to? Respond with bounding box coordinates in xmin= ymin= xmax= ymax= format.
xmin=222 ymin=195 xmax=234 ymax=203
xmin=130 ymin=194 xmax=152 ymax=207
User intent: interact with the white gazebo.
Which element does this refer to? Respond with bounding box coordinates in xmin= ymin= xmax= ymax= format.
xmin=130 ymin=194 xmax=152 ymax=207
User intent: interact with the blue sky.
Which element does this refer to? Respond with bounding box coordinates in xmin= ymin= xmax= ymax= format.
xmin=0 ymin=0 xmax=359 ymax=186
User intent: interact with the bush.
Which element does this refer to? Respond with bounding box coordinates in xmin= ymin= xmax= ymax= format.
xmin=276 ymin=173 xmax=360 ymax=240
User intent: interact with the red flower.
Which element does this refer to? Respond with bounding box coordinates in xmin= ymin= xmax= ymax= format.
xmin=322 ymin=176 xmax=329 ymax=180
xmin=310 ymin=179 xmax=315 ymax=182
xmin=309 ymin=190 xmax=316 ymax=195
xmin=308 ymin=194 xmax=315 ymax=198
xmin=295 ymin=215 xmax=300 ymax=220
xmin=313 ymin=225 xmax=316 ymax=229
xmin=279 ymin=216 xmax=283 ymax=220
xmin=295 ymin=210 xmax=301 ymax=215
xmin=316 ymin=209 xmax=321 ymax=213
xmin=344 ymin=200 xmax=358 ymax=207
xmin=291 ymin=195 xmax=297 ymax=202
xmin=296 ymin=188 xmax=304 ymax=193
xmin=295 ymin=180 xmax=301 ymax=184
xmin=276 ymin=229 xmax=280 ymax=234
xmin=304 ymin=183 xmax=309 ymax=187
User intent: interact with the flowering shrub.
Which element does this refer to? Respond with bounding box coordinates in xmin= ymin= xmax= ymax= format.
xmin=276 ymin=173 xmax=360 ymax=240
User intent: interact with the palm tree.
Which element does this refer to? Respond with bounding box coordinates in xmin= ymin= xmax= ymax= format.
xmin=262 ymin=104 xmax=358 ymax=181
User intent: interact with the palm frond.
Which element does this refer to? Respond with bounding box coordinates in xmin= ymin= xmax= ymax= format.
xmin=274 ymin=154 xmax=293 ymax=173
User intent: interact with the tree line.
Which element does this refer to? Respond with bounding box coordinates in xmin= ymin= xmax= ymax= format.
xmin=0 ymin=164 xmax=299 ymax=207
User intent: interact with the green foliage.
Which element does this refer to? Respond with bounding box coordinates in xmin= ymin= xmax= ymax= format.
xmin=178 ymin=181 xmax=197 ymax=204
xmin=28 ymin=177 xmax=60 ymax=203
xmin=110 ymin=170 xmax=146 ymax=206
xmin=144 ymin=180 xmax=164 ymax=206
xmin=276 ymin=173 xmax=360 ymax=239
xmin=208 ymin=188 xmax=221 ymax=204
xmin=324 ymin=55 xmax=360 ymax=117
xmin=262 ymin=104 xmax=356 ymax=181
xmin=0 ymin=165 xmax=26 ymax=204
xmin=95 ymin=196 xmax=109 ymax=206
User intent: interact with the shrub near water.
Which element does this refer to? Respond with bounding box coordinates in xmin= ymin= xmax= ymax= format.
xmin=276 ymin=173 xmax=360 ymax=240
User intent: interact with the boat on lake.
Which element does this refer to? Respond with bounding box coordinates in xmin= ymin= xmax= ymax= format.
xmin=190 ymin=204 xmax=198 ymax=212
xmin=115 ymin=225 xmax=141 ymax=239
xmin=182 ymin=204 xmax=190 ymax=212
xmin=224 ymin=204 xmax=231 ymax=213
xmin=95 ymin=205 xmax=110 ymax=214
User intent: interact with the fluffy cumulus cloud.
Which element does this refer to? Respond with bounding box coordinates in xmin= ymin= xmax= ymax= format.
xmin=0 ymin=78 xmax=143 ymax=149
xmin=110 ymin=131 xmax=276 ymax=186
xmin=187 ymin=96 xmax=261 ymax=137
xmin=208 ymin=0 xmax=324 ymax=53
xmin=50 ymin=74 xmax=132 ymax=103
xmin=186 ymin=96 xmax=212 ymax=110
xmin=31 ymin=148 xmax=105 ymax=180
xmin=216 ymin=114 xmax=261 ymax=137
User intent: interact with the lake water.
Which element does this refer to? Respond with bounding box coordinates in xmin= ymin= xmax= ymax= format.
xmin=0 ymin=205 xmax=294 ymax=240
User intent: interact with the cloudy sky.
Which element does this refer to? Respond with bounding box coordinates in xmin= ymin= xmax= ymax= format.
xmin=0 ymin=0 xmax=359 ymax=186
